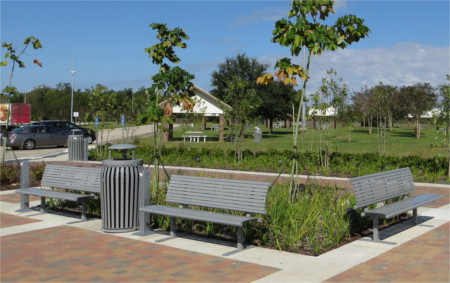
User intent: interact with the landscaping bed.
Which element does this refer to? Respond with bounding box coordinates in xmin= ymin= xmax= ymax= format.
xmin=1 ymin=161 xmax=423 ymax=256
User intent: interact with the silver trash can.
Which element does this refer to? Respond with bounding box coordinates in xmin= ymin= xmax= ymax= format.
xmin=254 ymin=127 xmax=262 ymax=143
xmin=68 ymin=130 xmax=88 ymax=161
xmin=101 ymin=144 xmax=143 ymax=233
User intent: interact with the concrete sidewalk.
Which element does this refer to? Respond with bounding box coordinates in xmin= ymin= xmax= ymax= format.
xmin=1 ymin=183 xmax=449 ymax=282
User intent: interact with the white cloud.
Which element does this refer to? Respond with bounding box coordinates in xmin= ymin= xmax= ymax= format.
xmin=227 ymin=7 xmax=286 ymax=28
xmin=259 ymin=43 xmax=449 ymax=95
xmin=333 ymin=0 xmax=349 ymax=11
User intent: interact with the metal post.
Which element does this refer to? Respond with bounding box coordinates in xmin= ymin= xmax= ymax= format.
xmin=372 ymin=216 xmax=380 ymax=242
xmin=20 ymin=160 xmax=30 ymax=210
xmin=138 ymin=169 xmax=150 ymax=234
xmin=70 ymin=66 xmax=76 ymax=123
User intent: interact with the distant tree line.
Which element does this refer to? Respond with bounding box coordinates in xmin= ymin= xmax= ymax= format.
xmin=1 ymin=83 xmax=149 ymax=125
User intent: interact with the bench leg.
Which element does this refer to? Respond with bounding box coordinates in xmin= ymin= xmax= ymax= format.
xmin=412 ymin=208 xmax=418 ymax=225
xmin=20 ymin=194 xmax=30 ymax=210
xmin=139 ymin=211 xmax=150 ymax=234
xmin=169 ymin=217 xmax=176 ymax=238
xmin=372 ymin=216 xmax=380 ymax=242
xmin=81 ymin=201 xmax=87 ymax=221
xmin=237 ymin=226 xmax=244 ymax=251
xmin=40 ymin=197 xmax=46 ymax=212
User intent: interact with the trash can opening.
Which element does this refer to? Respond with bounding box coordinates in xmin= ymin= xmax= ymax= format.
xmin=107 ymin=144 xmax=138 ymax=160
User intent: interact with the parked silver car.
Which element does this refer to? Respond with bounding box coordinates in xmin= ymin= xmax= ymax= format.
xmin=6 ymin=125 xmax=76 ymax=150
xmin=32 ymin=120 xmax=96 ymax=144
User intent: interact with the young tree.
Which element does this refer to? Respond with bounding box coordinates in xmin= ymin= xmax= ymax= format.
xmin=352 ymin=87 xmax=376 ymax=134
xmin=144 ymin=23 xmax=195 ymax=194
xmin=399 ymin=83 xmax=437 ymax=138
xmin=1 ymin=36 xmax=42 ymax=143
xmin=371 ymin=83 xmax=400 ymax=131
xmin=436 ymin=76 xmax=450 ymax=179
xmin=88 ymin=84 xmax=117 ymax=124
xmin=1 ymin=36 xmax=43 ymax=97
xmin=257 ymin=0 xmax=370 ymax=201
xmin=434 ymin=76 xmax=450 ymax=132
xmin=222 ymin=77 xmax=260 ymax=162
xmin=316 ymin=69 xmax=349 ymax=129
xmin=145 ymin=23 xmax=195 ymax=142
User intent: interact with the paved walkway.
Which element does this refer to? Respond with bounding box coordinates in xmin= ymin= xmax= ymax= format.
xmin=0 ymin=183 xmax=448 ymax=282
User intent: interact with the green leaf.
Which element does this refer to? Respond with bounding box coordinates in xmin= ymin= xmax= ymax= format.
xmin=0 ymin=61 xmax=7 ymax=66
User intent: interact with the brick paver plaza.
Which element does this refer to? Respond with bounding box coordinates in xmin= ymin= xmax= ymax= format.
xmin=1 ymin=184 xmax=449 ymax=282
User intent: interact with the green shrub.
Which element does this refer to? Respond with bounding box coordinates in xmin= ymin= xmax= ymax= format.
xmin=30 ymin=163 xmax=45 ymax=181
xmin=262 ymin=183 xmax=351 ymax=255
xmin=0 ymin=163 xmax=20 ymax=185
xmin=115 ymin=146 xmax=448 ymax=183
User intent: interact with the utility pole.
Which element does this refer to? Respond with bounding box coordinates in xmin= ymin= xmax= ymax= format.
xmin=70 ymin=63 xmax=76 ymax=123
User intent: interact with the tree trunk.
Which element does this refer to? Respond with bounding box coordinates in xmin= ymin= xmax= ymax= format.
xmin=415 ymin=117 xmax=421 ymax=138
xmin=169 ymin=123 xmax=173 ymax=140
xmin=268 ymin=118 xmax=273 ymax=134
xmin=388 ymin=114 xmax=393 ymax=131
xmin=201 ymin=116 xmax=206 ymax=131
xmin=286 ymin=117 xmax=291 ymax=128
xmin=163 ymin=101 xmax=173 ymax=142
xmin=163 ymin=122 xmax=169 ymax=142
xmin=219 ymin=114 xmax=224 ymax=143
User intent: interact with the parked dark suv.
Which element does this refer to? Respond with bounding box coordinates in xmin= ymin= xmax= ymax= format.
xmin=32 ymin=120 xmax=96 ymax=144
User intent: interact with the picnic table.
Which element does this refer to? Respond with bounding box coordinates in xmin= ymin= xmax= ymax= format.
xmin=182 ymin=131 xmax=207 ymax=142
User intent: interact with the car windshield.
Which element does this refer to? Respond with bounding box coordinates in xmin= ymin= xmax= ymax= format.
xmin=12 ymin=127 xmax=30 ymax=134
xmin=64 ymin=123 xmax=79 ymax=129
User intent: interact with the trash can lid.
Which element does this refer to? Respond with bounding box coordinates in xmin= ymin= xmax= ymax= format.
xmin=108 ymin=144 xmax=137 ymax=150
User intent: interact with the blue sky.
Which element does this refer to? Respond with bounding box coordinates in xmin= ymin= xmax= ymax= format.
xmin=1 ymin=0 xmax=449 ymax=96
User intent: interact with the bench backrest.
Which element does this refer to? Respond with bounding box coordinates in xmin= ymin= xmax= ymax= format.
xmin=41 ymin=164 xmax=102 ymax=193
xmin=166 ymin=175 xmax=270 ymax=215
xmin=349 ymin=167 xmax=415 ymax=208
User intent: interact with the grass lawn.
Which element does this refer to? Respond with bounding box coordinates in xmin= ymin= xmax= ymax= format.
xmin=135 ymin=122 xmax=448 ymax=159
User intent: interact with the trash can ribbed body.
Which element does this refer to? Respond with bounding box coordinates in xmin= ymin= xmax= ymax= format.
xmin=68 ymin=135 xmax=88 ymax=161
xmin=101 ymin=159 xmax=143 ymax=233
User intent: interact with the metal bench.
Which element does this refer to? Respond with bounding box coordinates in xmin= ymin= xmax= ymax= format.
xmin=349 ymin=167 xmax=442 ymax=241
xmin=139 ymin=175 xmax=270 ymax=253
xmin=16 ymin=161 xmax=102 ymax=221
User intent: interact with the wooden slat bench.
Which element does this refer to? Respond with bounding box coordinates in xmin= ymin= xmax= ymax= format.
xmin=16 ymin=162 xmax=102 ymax=221
xmin=349 ymin=167 xmax=442 ymax=241
xmin=139 ymin=175 xmax=270 ymax=253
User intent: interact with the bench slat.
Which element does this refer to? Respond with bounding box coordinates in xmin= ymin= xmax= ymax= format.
xmin=167 ymin=175 xmax=269 ymax=214
xmin=41 ymin=165 xmax=102 ymax=193
xmin=140 ymin=205 xmax=258 ymax=227
xmin=350 ymin=167 xmax=414 ymax=208
xmin=16 ymin=188 xmax=94 ymax=202
xmin=364 ymin=194 xmax=442 ymax=219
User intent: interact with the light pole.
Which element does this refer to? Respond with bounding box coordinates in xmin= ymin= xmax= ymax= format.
xmin=70 ymin=68 xmax=76 ymax=123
